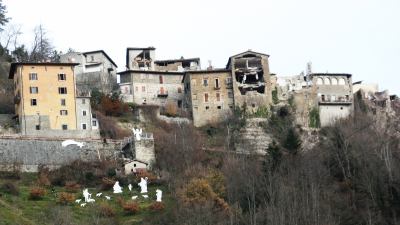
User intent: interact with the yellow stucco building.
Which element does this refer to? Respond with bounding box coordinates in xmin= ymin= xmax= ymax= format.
xmin=9 ymin=62 xmax=82 ymax=136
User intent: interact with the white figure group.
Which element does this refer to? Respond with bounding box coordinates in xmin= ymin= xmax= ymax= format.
xmin=77 ymin=177 xmax=161 ymax=208
xmin=132 ymin=128 xmax=143 ymax=141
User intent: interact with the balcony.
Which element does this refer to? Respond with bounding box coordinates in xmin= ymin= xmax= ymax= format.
xmin=319 ymin=98 xmax=352 ymax=105
xmin=157 ymin=90 xmax=168 ymax=98
xmin=214 ymin=86 xmax=221 ymax=90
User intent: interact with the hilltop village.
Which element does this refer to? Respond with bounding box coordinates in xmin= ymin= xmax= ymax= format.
xmin=0 ymin=47 xmax=399 ymax=173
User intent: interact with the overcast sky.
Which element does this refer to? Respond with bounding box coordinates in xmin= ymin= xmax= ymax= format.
xmin=3 ymin=0 xmax=400 ymax=94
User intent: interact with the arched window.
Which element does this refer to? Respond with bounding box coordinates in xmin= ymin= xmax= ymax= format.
xmin=338 ymin=78 xmax=345 ymax=85
xmin=331 ymin=78 xmax=338 ymax=85
xmin=316 ymin=77 xmax=323 ymax=85
xmin=324 ymin=77 xmax=331 ymax=85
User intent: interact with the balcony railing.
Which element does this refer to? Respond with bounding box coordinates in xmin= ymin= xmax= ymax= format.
xmin=157 ymin=91 xmax=168 ymax=98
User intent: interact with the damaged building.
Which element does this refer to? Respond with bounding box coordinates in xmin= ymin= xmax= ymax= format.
xmin=119 ymin=47 xmax=200 ymax=109
xmin=226 ymin=50 xmax=272 ymax=111
xmin=60 ymin=50 xmax=118 ymax=94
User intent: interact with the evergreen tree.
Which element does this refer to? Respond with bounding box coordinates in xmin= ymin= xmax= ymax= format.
xmin=284 ymin=128 xmax=301 ymax=154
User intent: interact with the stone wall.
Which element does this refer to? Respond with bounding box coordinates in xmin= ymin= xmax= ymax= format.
xmin=0 ymin=137 xmax=121 ymax=172
xmin=133 ymin=138 xmax=155 ymax=167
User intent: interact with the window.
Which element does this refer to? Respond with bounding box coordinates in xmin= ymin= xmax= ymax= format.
xmin=178 ymin=87 xmax=182 ymax=93
xmin=215 ymin=78 xmax=220 ymax=88
xmin=92 ymin=113 xmax=97 ymax=119
xmin=217 ymin=106 xmax=222 ymax=109
xmin=30 ymin=87 xmax=38 ymax=94
xmin=204 ymin=93 xmax=209 ymax=102
xmin=338 ymin=78 xmax=346 ymax=85
xmin=58 ymin=87 xmax=67 ymax=94
xmin=324 ymin=77 xmax=331 ymax=85
xmin=203 ymin=78 xmax=208 ymax=87
xmin=228 ymin=91 xmax=233 ymax=98
xmin=31 ymin=99 xmax=37 ymax=106
xmin=193 ymin=94 xmax=197 ymax=100
xmin=92 ymin=120 xmax=97 ymax=126
xmin=91 ymin=56 xmax=94 ymax=62
xmin=35 ymin=125 xmax=40 ymax=130
xmin=62 ymin=124 xmax=68 ymax=130
xmin=177 ymin=100 xmax=182 ymax=108
xmin=61 ymin=99 xmax=66 ymax=106
xmin=331 ymin=78 xmax=338 ymax=85
xmin=60 ymin=110 xmax=68 ymax=115
xmin=321 ymin=95 xmax=326 ymax=101
xmin=316 ymin=77 xmax=323 ymax=85
xmin=346 ymin=95 xmax=349 ymax=101
xmin=206 ymin=106 xmax=209 ymax=110
xmin=29 ymin=73 xmax=38 ymax=80
xmin=82 ymin=99 xmax=86 ymax=104
xmin=58 ymin=73 xmax=66 ymax=81
xmin=135 ymin=86 xmax=139 ymax=92
xmin=82 ymin=123 xmax=87 ymax=130
xmin=142 ymin=86 xmax=145 ymax=92
xmin=82 ymin=110 xmax=87 ymax=116
xmin=134 ymin=164 xmax=137 ymax=167
xmin=216 ymin=93 xmax=221 ymax=101
xmin=226 ymin=77 xmax=232 ymax=85
xmin=159 ymin=75 xmax=163 ymax=84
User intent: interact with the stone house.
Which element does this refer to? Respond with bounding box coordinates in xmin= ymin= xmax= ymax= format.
xmin=183 ymin=69 xmax=234 ymax=127
xmin=9 ymin=62 xmax=99 ymax=138
xmin=124 ymin=159 xmax=148 ymax=174
xmin=60 ymin=50 xmax=118 ymax=94
xmin=119 ymin=70 xmax=184 ymax=108
xmin=119 ymin=47 xmax=200 ymax=110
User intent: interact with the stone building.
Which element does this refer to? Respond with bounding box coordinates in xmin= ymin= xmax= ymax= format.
xmin=119 ymin=70 xmax=184 ymax=107
xmin=226 ymin=50 xmax=273 ymax=112
xmin=60 ymin=50 xmax=118 ymax=94
xmin=311 ymin=73 xmax=353 ymax=126
xmin=119 ymin=47 xmax=200 ymax=109
xmin=9 ymin=62 xmax=99 ymax=138
xmin=183 ymin=69 xmax=234 ymax=127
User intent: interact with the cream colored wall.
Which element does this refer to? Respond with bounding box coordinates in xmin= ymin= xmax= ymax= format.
xmin=19 ymin=65 xmax=77 ymax=130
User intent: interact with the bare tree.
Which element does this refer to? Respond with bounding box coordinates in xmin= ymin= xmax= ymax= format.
xmin=29 ymin=24 xmax=54 ymax=62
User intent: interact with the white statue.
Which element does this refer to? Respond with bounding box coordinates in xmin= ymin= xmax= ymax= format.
xmin=80 ymin=203 xmax=86 ymax=207
xmin=105 ymin=196 xmax=111 ymax=200
xmin=156 ymin=189 xmax=162 ymax=202
xmin=132 ymin=195 xmax=138 ymax=200
xmin=75 ymin=199 xmax=81 ymax=204
xmin=62 ymin=140 xmax=84 ymax=148
xmin=128 ymin=184 xmax=132 ymax=191
xmin=132 ymin=128 xmax=143 ymax=141
xmin=113 ymin=181 xmax=123 ymax=194
xmin=138 ymin=177 xmax=148 ymax=193
xmin=96 ymin=193 xmax=102 ymax=197
xmin=142 ymin=194 xmax=148 ymax=198
xmin=83 ymin=189 xmax=90 ymax=202
xmin=87 ymin=199 xmax=95 ymax=203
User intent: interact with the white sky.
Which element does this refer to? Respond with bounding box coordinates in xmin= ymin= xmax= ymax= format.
xmin=3 ymin=0 xmax=400 ymax=94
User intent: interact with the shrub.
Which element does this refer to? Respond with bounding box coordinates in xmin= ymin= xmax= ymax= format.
xmin=101 ymin=177 xmax=115 ymax=191
xmin=107 ymin=168 xmax=116 ymax=177
xmin=1 ymin=182 xmax=19 ymax=196
xmin=149 ymin=202 xmax=165 ymax=212
xmin=98 ymin=203 xmax=116 ymax=217
xmin=29 ymin=187 xmax=46 ymax=200
xmin=64 ymin=181 xmax=81 ymax=193
xmin=122 ymin=201 xmax=140 ymax=215
xmin=164 ymin=101 xmax=178 ymax=117
xmin=58 ymin=192 xmax=75 ymax=205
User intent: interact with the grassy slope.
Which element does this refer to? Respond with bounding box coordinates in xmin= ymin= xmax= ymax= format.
xmin=0 ymin=174 xmax=171 ymax=225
